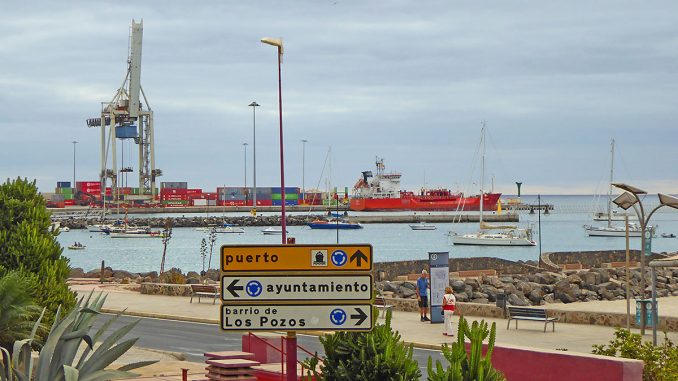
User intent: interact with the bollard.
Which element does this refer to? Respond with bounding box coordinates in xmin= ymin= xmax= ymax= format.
xmin=181 ymin=368 xmax=188 ymax=381
xmin=100 ymin=260 xmax=105 ymax=284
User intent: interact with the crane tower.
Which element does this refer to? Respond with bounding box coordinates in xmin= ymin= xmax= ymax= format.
xmin=86 ymin=19 xmax=161 ymax=204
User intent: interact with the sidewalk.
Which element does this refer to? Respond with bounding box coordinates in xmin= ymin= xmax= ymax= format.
xmin=71 ymin=284 xmax=678 ymax=355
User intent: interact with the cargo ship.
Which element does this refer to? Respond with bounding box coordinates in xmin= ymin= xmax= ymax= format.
xmin=349 ymin=158 xmax=501 ymax=212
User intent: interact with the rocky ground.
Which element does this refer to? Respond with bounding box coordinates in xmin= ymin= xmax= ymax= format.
xmin=70 ymin=266 xmax=678 ymax=306
xmin=380 ymin=267 xmax=678 ymax=306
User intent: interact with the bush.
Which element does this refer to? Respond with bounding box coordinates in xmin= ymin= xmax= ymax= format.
xmin=303 ymin=310 xmax=421 ymax=380
xmin=592 ymin=328 xmax=678 ymax=381
xmin=0 ymin=178 xmax=76 ymax=324
xmin=160 ymin=268 xmax=186 ymax=284
xmin=0 ymin=271 xmax=43 ymax=351
xmin=427 ymin=316 xmax=506 ymax=381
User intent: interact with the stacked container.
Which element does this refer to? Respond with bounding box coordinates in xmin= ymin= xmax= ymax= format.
xmin=160 ymin=182 xmax=189 ymax=207
xmin=271 ymin=187 xmax=300 ymax=206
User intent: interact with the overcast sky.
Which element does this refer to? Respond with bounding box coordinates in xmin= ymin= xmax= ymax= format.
xmin=1 ymin=1 xmax=677 ymax=196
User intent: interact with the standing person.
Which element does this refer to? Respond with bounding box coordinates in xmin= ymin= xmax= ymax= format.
xmin=416 ymin=269 xmax=430 ymax=322
xmin=442 ymin=286 xmax=456 ymax=336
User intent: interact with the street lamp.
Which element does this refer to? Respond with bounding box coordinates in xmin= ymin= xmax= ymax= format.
xmin=248 ymin=102 xmax=260 ymax=215
xmin=72 ymin=141 xmax=78 ymax=190
xmin=242 ymin=142 xmax=248 ymax=203
xmin=612 ymin=183 xmax=678 ymax=342
xmin=301 ymin=139 xmax=308 ymax=205
xmin=261 ymin=37 xmax=287 ymax=244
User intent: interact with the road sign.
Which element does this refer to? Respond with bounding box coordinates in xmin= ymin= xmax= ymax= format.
xmin=644 ymin=228 xmax=652 ymax=255
xmin=221 ymin=274 xmax=373 ymax=302
xmin=221 ymin=304 xmax=373 ymax=331
xmin=221 ymin=244 xmax=373 ymax=272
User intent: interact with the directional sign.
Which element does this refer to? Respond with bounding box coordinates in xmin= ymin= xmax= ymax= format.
xmin=221 ymin=304 xmax=373 ymax=331
xmin=221 ymin=244 xmax=373 ymax=272
xmin=221 ymin=274 xmax=373 ymax=302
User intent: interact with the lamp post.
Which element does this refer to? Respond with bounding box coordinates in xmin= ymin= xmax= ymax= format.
xmin=612 ymin=184 xmax=678 ymax=342
xmin=72 ymin=141 xmax=78 ymax=189
xmin=261 ymin=37 xmax=287 ymax=244
xmin=301 ymin=139 xmax=308 ymax=205
xmin=242 ymin=142 xmax=248 ymax=202
xmin=248 ymin=102 xmax=259 ymax=215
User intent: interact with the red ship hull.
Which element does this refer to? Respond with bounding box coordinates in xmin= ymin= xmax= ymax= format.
xmin=349 ymin=193 xmax=501 ymax=212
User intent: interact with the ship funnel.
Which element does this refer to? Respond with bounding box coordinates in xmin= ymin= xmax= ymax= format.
xmin=362 ymin=171 xmax=373 ymax=182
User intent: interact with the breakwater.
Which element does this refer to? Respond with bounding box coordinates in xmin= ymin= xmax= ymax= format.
xmin=54 ymin=212 xmax=519 ymax=229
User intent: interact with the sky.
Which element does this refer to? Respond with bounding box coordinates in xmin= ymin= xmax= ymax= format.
xmin=1 ymin=1 xmax=677 ymax=196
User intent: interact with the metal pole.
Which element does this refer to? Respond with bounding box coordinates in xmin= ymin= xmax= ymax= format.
xmin=276 ymin=45 xmax=287 ymax=244
xmin=538 ymin=194 xmax=542 ymax=269
xmin=639 ymin=204 xmax=647 ymax=335
xmin=625 ymin=214 xmax=630 ymax=330
xmin=249 ymin=102 xmax=259 ymax=215
xmin=285 ymin=331 xmax=296 ymax=381
xmin=243 ymin=142 xmax=248 ymax=201
xmin=651 ymin=266 xmax=657 ymax=344
xmin=301 ymin=139 xmax=307 ymax=205
xmin=72 ymin=141 xmax=77 ymax=191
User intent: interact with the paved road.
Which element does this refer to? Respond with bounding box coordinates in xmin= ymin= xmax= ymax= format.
xmin=96 ymin=314 xmax=444 ymax=378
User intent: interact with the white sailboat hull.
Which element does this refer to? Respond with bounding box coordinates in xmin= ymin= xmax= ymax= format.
xmin=584 ymin=227 xmax=643 ymax=237
xmin=451 ymin=233 xmax=536 ymax=246
xmin=409 ymin=223 xmax=436 ymax=230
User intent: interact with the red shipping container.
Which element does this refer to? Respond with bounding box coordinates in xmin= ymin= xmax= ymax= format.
xmin=160 ymin=188 xmax=188 ymax=195
xmin=186 ymin=189 xmax=203 ymax=195
xmin=221 ymin=200 xmax=246 ymax=207
xmin=161 ymin=195 xmax=188 ymax=200
xmin=203 ymin=192 xmax=218 ymax=200
xmin=255 ymin=199 xmax=273 ymax=207
xmin=64 ymin=199 xmax=75 ymax=206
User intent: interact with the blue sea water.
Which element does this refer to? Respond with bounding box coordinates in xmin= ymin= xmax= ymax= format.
xmin=56 ymin=195 xmax=678 ymax=273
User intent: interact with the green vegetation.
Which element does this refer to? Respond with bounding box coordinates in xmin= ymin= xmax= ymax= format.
xmin=0 ymin=293 xmax=156 ymax=381
xmin=303 ymin=310 xmax=421 ymax=380
xmin=0 ymin=271 xmax=43 ymax=351
xmin=427 ymin=316 xmax=506 ymax=381
xmin=592 ymin=328 xmax=678 ymax=381
xmin=0 ymin=177 xmax=76 ymax=324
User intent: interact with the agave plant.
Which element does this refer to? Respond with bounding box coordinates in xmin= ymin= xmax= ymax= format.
xmin=427 ymin=316 xmax=506 ymax=381
xmin=0 ymin=292 xmax=156 ymax=381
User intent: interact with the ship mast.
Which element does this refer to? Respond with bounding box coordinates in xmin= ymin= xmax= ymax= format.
xmin=479 ymin=121 xmax=486 ymax=225
xmin=607 ymin=139 xmax=615 ymax=228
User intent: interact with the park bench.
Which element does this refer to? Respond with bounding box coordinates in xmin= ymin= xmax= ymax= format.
xmin=190 ymin=284 xmax=220 ymax=304
xmin=506 ymin=306 xmax=558 ymax=332
xmin=374 ymin=290 xmax=394 ymax=319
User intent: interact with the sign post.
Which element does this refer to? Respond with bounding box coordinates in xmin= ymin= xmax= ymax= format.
xmin=428 ymin=252 xmax=450 ymax=324
xmin=221 ymin=244 xmax=374 ymax=379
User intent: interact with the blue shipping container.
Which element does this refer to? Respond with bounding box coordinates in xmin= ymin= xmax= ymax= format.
xmin=271 ymin=187 xmax=300 ymax=194
xmin=272 ymin=199 xmax=299 ymax=206
xmin=57 ymin=181 xmax=71 ymax=188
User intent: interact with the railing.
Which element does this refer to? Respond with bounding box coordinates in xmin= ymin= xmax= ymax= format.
xmin=246 ymin=332 xmax=321 ymax=380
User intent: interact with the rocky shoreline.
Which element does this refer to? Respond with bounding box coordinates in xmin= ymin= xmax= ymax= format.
xmin=69 ymin=264 xmax=678 ymax=306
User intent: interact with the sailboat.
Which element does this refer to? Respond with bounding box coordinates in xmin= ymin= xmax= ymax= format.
xmin=450 ymin=124 xmax=536 ymax=246
xmin=584 ymin=140 xmax=648 ymax=237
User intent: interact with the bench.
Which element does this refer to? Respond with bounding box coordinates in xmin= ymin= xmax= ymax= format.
xmin=374 ymin=292 xmax=393 ymax=319
xmin=190 ymin=284 xmax=220 ymax=304
xmin=506 ymin=306 xmax=558 ymax=332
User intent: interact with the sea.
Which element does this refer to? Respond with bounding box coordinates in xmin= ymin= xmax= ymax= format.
xmin=56 ymin=195 xmax=678 ymax=273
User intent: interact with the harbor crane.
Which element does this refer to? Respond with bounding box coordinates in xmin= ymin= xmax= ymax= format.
xmin=86 ymin=19 xmax=161 ymax=204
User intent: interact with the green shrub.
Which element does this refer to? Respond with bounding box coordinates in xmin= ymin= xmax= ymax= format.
xmin=427 ymin=316 xmax=506 ymax=381
xmin=0 ymin=271 xmax=43 ymax=351
xmin=0 ymin=292 xmax=157 ymax=381
xmin=303 ymin=310 xmax=421 ymax=380
xmin=160 ymin=268 xmax=186 ymax=284
xmin=592 ymin=328 xmax=678 ymax=381
xmin=0 ymin=178 xmax=76 ymax=324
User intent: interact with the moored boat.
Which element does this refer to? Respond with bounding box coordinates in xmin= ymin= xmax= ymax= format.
xmin=350 ymin=158 xmax=500 ymax=211
xmin=409 ymin=222 xmax=437 ymax=231
xmin=262 ymin=226 xmax=288 ymax=235
xmin=308 ymin=219 xmax=362 ymax=230
xmin=67 ymin=242 xmax=86 ymax=250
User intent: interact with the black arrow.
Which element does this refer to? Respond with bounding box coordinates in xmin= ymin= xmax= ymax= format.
xmin=350 ymin=308 xmax=368 ymax=326
xmin=226 ymin=279 xmax=243 ymax=298
xmin=350 ymin=250 xmax=368 ymax=267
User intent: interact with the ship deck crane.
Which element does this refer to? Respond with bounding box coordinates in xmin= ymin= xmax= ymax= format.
xmin=86 ymin=19 xmax=161 ymax=205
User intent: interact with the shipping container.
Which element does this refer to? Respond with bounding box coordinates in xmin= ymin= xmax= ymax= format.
xmin=50 ymin=194 xmax=65 ymax=202
xmin=161 ymin=182 xmax=188 ymax=189
xmin=203 ymin=192 xmax=218 ymax=200
xmin=207 ymin=200 xmax=217 ymax=206
xmin=64 ymin=199 xmax=75 ymax=206
xmin=186 ymin=189 xmax=203 ymax=195
xmin=272 ymin=199 xmax=299 ymax=206
xmin=57 ymin=181 xmax=71 ymax=188
xmin=160 ymin=188 xmax=188 ymax=195
xmin=271 ymin=187 xmax=300 ymax=194
xmin=193 ymin=199 xmax=208 ymax=206
xmin=256 ymin=199 xmax=273 ymax=207
xmin=221 ymin=200 xmax=246 ymax=207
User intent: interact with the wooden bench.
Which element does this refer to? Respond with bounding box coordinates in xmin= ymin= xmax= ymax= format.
xmin=374 ymin=292 xmax=394 ymax=319
xmin=506 ymin=306 xmax=558 ymax=332
xmin=190 ymin=284 xmax=220 ymax=304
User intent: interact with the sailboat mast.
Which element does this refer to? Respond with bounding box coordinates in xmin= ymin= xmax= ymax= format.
xmin=480 ymin=122 xmax=486 ymax=225
xmin=607 ymin=139 xmax=615 ymax=228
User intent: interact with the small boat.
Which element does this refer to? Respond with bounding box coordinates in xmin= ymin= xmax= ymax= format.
xmin=213 ymin=226 xmax=245 ymax=234
xmin=661 ymin=233 xmax=676 ymax=238
xmin=110 ymin=231 xmax=165 ymax=238
xmin=450 ymin=230 xmax=536 ymax=246
xmin=409 ymin=222 xmax=436 ymax=231
xmin=262 ymin=227 xmax=288 ymax=235
xmin=584 ymin=223 xmax=651 ymax=237
xmin=68 ymin=242 xmax=86 ymax=250
xmin=308 ymin=219 xmax=362 ymax=230
xmin=87 ymin=224 xmax=110 ymax=233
